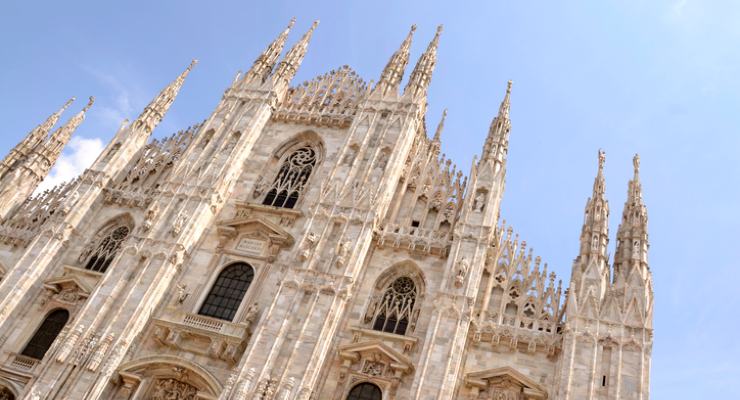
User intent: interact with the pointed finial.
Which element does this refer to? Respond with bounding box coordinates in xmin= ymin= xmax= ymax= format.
xmin=598 ymin=149 xmax=606 ymax=172
xmin=133 ymin=59 xmax=196 ymax=135
xmin=288 ymin=16 xmax=296 ymax=29
xmin=62 ymin=97 xmax=75 ymax=112
xmin=375 ymin=24 xmax=417 ymax=96
xmin=271 ymin=20 xmax=319 ymax=87
xmin=633 ymin=153 xmax=640 ymax=177
xmin=433 ymin=108 xmax=447 ymax=142
xmin=82 ymin=96 xmax=95 ymax=112
xmin=404 ymin=24 xmax=443 ymax=99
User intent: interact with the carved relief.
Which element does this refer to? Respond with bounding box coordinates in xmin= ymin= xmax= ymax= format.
xmin=150 ymin=378 xmax=197 ymax=400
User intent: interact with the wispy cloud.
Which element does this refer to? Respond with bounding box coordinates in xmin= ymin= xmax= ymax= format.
xmin=669 ymin=0 xmax=689 ymax=18
xmin=36 ymin=136 xmax=104 ymax=192
xmin=80 ymin=64 xmax=139 ymax=130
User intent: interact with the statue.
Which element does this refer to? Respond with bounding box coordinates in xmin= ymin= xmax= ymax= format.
xmin=244 ymin=302 xmax=259 ymax=325
xmin=455 ymin=257 xmax=469 ymax=287
xmin=175 ymin=282 xmax=188 ymax=306
xmin=473 ymin=191 xmax=486 ymax=212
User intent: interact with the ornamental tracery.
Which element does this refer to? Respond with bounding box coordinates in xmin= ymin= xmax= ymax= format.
xmin=78 ymin=217 xmax=133 ymax=273
xmin=367 ymin=276 xmax=418 ymax=336
xmin=262 ymin=145 xmax=318 ymax=209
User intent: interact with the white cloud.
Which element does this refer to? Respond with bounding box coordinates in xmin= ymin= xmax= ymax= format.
xmin=670 ymin=0 xmax=689 ymax=18
xmin=80 ymin=64 xmax=138 ymax=130
xmin=36 ymin=136 xmax=105 ymax=193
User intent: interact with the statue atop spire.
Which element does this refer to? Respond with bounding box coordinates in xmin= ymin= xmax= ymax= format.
xmin=244 ymin=17 xmax=296 ymax=85
xmin=133 ymin=59 xmax=197 ymax=135
xmin=576 ymin=149 xmax=610 ymax=263
xmin=403 ymin=25 xmax=442 ymax=100
xmin=272 ymin=20 xmax=319 ymax=90
xmin=374 ymin=25 xmax=416 ymax=97
xmin=481 ymin=81 xmax=513 ymax=164
xmin=615 ymin=153 xmax=649 ymax=270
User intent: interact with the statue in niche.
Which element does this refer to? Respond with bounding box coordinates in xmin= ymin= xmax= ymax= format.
xmin=473 ymin=191 xmax=486 ymax=213
xmin=142 ymin=203 xmax=159 ymax=232
xmin=455 ymin=257 xmax=469 ymax=287
xmin=376 ymin=151 xmax=389 ymax=170
xmin=299 ymin=232 xmax=319 ymax=260
xmin=335 ymin=240 xmax=351 ymax=267
xmin=174 ymin=282 xmax=189 ymax=306
xmin=244 ymin=302 xmax=259 ymax=325
xmin=171 ymin=214 xmax=186 ymax=237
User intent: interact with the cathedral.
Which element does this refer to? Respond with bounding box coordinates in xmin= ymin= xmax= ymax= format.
xmin=0 ymin=20 xmax=653 ymax=400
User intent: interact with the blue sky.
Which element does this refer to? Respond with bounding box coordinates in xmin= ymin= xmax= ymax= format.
xmin=2 ymin=1 xmax=738 ymax=397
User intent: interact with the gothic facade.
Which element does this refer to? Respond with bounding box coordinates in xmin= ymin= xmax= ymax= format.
xmin=0 ymin=20 xmax=653 ymax=400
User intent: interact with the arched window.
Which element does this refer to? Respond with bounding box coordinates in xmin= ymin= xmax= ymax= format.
xmin=262 ymin=145 xmax=317 ymax=209
xmin=21 ymin=309 xmax=69 ymax=360
xmin=370 ymin=277 xmax=417 ymax=335
xmin=79 ymin=224 xmax=130 ymax=273
xmin=199 ymin=263 xmax=254 ymax=321
xmin=347 ymin=382 xmax=382 ymax=400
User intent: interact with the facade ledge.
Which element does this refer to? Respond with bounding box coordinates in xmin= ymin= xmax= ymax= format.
xmin=350 ymin=326 xmax=418 ymax=354
xmin=152 ymin=308 xmax=253 ymax=364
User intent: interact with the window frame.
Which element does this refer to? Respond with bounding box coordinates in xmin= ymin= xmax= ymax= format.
xmin=196 ymin=262 xmax=256 ymax=322
xmin=20 ymin=308 xmax=70 ymax=361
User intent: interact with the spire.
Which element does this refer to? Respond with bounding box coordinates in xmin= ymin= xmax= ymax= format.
xmin=133 ymin=59 xmax=197 ymax=135
xmin=272 ymin=20 xmax=319 ymax=87
xmin=433 ymin=108 xmax=447 ymax=142
xmin=42 ymin=96 xmax=95 ymax=166
xmin=614 ymin=154 xmax=649 ymax=270
xmin=0 ymin=98 xmax=75 ymax=177
xmin=576 ymin=149 xmax=610 ymax=262
xmin=481 ymin=81 xmax=512 ymax=164
xmin=244 ymin=17 xmax=296 ymax=85
xmin=374 ymin=25 xmax=416 ymax=97
xmin=403 ymin=25 xmax=442 ymax=99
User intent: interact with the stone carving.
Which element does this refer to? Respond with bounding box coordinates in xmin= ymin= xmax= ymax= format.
xmin=362 ymin=360 xmax=385 ymax=376
xmin=455 ymin=257 xmax=469 ymax=287
xmin=171 ymin=215 xmax=186 ymax=237
xmin=473 ymin=190 xmax=486 ymax=212
xmin=150 ymin=378 xmax=197 ymax=400
xmin=244 ymin=302 xmax=260 ymax=325
xmin=174 ymin=282 xmax=189 ymax=306
xmin=298 ymin=232 xmax=319 ymax=261
xmin=142 ymin=203 xmax=159 ymax=232
xmin=334 ymin=239 xmax=351 ymax=267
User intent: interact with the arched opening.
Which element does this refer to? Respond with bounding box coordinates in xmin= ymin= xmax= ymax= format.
xmin=262 ymin=144 xmax=318 ymax=209
xmin=371 ymin=276 xmax=417 ymax=335
xmin=347 ymin=382 xmax=382 ymax=400
xmin=21 ymin=309 xmax=69 ymax=360
xmin=78 ymin=216 xmax=133 ymax=273
xmin=0 ymin=386 xmax=15 ymax=400
xmin=198 ymin=263 xmax=254 ymax=321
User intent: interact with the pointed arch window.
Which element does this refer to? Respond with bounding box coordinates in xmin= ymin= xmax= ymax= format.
xmin=346 ymin=382 xmax=382 ymax=400
xmin=79 ymin=225 xmax=130 ymax=273
xmin=370 ymin=276 xmax=417 ymax=335
xmin=21 ymin=309 xmax=69 ymax=360
xmin=262 ymin=145 xmax=317 ymax=209
xmin=199 ymin=263 xmax=254 ymax=321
